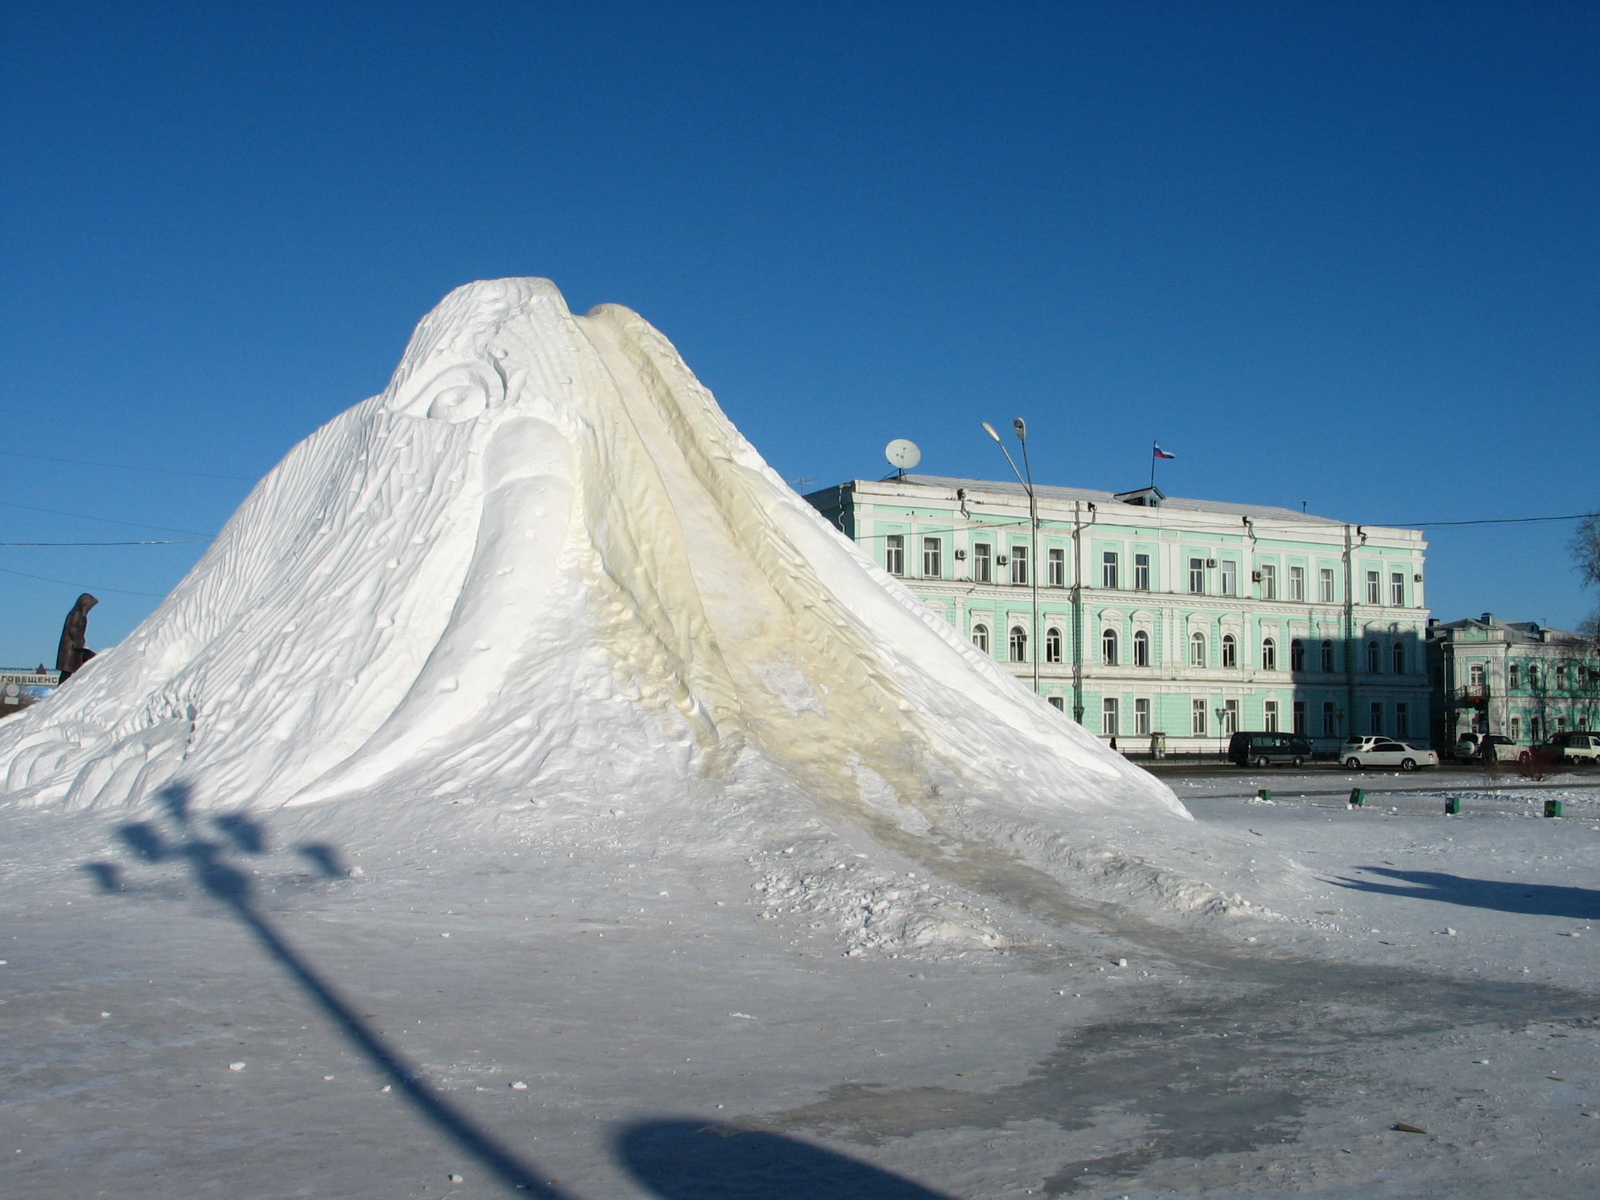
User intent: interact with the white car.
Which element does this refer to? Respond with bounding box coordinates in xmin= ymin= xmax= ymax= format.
xmin=1343 ymin=740 xmax=1440 ymax=771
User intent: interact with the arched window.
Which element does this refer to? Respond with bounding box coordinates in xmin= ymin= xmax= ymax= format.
xmin=1009 ymin=625 xmax=1028 ymax=663
xmin=1190 ymin=631 xmax=1207 ymax=668
xmin=1392 ymin=642 xmax=1405 ymax=675
xmin=1222 ymin=633 xmax=1237 ymax=668
xmin=1556 ymin=663 xmax=1567 ymax=690
xmin=1367 ymin=640 xmax=1381 ymax=674
xmin=1321 ymin=639 xmax=1335 ymax=673
xmin=1045 ymin=627 xmax=1062 ymax=664
xmin=1529 ymin=664 xmax=1541 ymax=690
xmin=1290 ymin=638 xmax=1305 ymax=672
xmin=1509 ymin=662 xmax=1520 ymax=689
xmin=971 ymin=623 xmax=989 ymax=655
xmin=1262 ymin=637 xmax=1277 ymax=671
xmin=1132 ymin=629 xmax=1150 ymax=667
xmin=1469 ymin=663 xmax=1485 ymax=687
xmin=1102 ymin=628 xmax=1119 ymax=666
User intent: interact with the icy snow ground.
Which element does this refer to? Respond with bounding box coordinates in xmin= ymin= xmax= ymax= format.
xmin=4 ymin=773 xmax=1598 ymax=1199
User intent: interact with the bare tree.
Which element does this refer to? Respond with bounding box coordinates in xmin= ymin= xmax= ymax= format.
xmin=1574 ymin=514 xmax=1600 ymax=636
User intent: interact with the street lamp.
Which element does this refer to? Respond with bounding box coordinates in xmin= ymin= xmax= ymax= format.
xmin=982 ymin=419 xmax=1041 ymax=697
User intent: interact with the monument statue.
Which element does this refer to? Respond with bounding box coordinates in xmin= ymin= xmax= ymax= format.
xmin=56 ymin=593 xmax=99 ymax=682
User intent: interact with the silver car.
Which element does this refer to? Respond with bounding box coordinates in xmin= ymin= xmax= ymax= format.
xmin=1343 ymin=740 xmax=1440 ymax=771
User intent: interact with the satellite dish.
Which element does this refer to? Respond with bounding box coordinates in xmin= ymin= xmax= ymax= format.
xmin=885 ymin=439 xmax=922 ymax=472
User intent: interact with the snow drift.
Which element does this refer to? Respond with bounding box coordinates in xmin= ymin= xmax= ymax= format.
xmin=0 ymin=279 xmax=1230 ymax=930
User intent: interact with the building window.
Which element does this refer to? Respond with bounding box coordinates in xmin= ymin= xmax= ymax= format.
xmin=1134 ymin=553 xmax=1151 ymax=590
xmin=1102 ymin=628 xmax=1119 ymax=666
xmin=1045 ymin=627 xmax=1063 ymax=663
xmin=1532 ymin=715 xmax=1545 ymax=742
xmin=1048 ymin=695 xmax=1065 ymax=712
xmin=1134 ymin=698 xmax=1151 ymax=735
xmin=1260 ymin=563 xmax=1277 ymax=600
xmin=973 ymin=543 xmax=991 ymax=583
xmin=1366 ymin=571 xmax=1380 ymax=605
xmin=1223 ymin=699 xmax=1239 ymax=734
xmin=1510 ymin=715 xmax=1522 ymax=741
xmin=1509 ymin=662 xmax=1520 ymax=688
xmin=971 ymin=623 xmax=990 ymax=654
xmin=1396 ymin=702 xmax=1409 ymax=738
xmin=1390 ymin=572 xmax=1405 ymax=606
xmin=1321 ymin=640 xmax=1335 ymax=673
xmin=1367 ymin=641 xmax=1381 ymax=674
xmin=1220 ymin=560 xmax=1236 ymax=596
xmin=1323 ymin=701 xmax=1339 ymax=737
xmin=1192 ymin=699 xmax=1207 ymax=735
xmin=1290 ymin=638 xmax=1305 ymax=672
xmin=885 ymin=535 xmax=904 ymax=576
xmin=1293 ymin=700 xmax=1307 ymax=735
xmin=1221 ymin=633 xmax=1237 ymax=668
xmin=1529 ymin=664 xmax=1541 ymax=690
xmin=1190 ymin=632 xmax=1207 ymax=668
xmin=1289 ymin=565 xmax=1305 ymax=601
xmin=1369 ymin=701 xmax=1383 ymax=735
xmin=1102 ymin=551 xmax=1119 ymax=589
xmin=1011 ymin=546 xmax=1029 ymax=585
xmin=922 ymin=537 xmax=942 ymax=578
xmin=1469 ymin=663 xmax=1485 ymax=687
xmin=1132 ymin=629 xmax=1150 ymax=667
xmin=1262 ymin=637 xmax=1277 ymax=671
xmin=1556 ymin=663 xmax=1567 ymax=690
xmin=1009 ymin=626 xmax=1028 ymax=662
xmin=1048 ymin=547 xmax=1065 ymax=587
xmin=1392 ymin=642 xmax=1405 ymax=675
xmin=1102 ymin=697 xmax=1119 ymax=737
xmin=1189 ymin=558 xmax=1205 ymax=594
xmin=1580 ymin=712 xmax=1591 ymax=732
xmin=1264 ymin=699 xmax=1279 ymax=732
xmin=1320 ymin=568 xmax=1335 ymax=603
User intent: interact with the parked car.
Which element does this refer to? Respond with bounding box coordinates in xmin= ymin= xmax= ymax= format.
xmin=1457 ymin=733 xmax=1519 ymax=763
xmin=1536 ymin=731 xmax=1600 ymax=764
xmin=1229 ymin=732 xmax=1314 ymax=767
xmin=1343 ymin=740 xmax=1440 ymax=771
xmin=1343 ymin=736 xmax=1388 ymax=757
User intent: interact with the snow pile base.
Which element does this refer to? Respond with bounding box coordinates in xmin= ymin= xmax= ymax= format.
xmin=0 ymin=278 xmax=1251 ymax=936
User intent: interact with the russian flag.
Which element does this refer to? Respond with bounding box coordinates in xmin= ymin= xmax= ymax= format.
xmin=1153 ymin=445 xmax=1176 ymax=460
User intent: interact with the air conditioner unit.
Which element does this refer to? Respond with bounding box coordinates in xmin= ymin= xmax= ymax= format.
xmin=1413 ymin=574 xmax=1422 ymax=582
xmin=1251 ymin=571 xmax=1263 ymax=582
xmin=1206 ymin=558 xmax=1217 ymax=568
xmin=996 ymin=555 xmax=1009 ymax=566
xmin=954 ymin=548 xmax=967 ymax=560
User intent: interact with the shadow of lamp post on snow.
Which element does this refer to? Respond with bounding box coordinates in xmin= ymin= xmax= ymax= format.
xmin=80 ymin=783 xmax=958 ymax=1200
xmin=81 ymin=782 xmax=572 ymax=1198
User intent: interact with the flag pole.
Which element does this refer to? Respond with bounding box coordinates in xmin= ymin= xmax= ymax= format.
xmin=1149 ymin=441 xmax=1156 ymax=490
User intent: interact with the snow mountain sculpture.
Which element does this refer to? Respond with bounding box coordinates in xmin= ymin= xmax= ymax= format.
xmin=0 ymin=280 xmax=1189 ymax=858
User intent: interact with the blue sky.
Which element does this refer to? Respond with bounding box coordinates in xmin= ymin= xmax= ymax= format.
xmin=2 ymin=1 xmax=1597 ymax=663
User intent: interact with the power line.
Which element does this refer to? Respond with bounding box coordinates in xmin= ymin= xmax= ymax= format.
xmin=0 ymin=566 xmax=167 ymax=598
xmin=1381 ymin=512 xmax=1596 ymax=528
xmin=0 ymin=449 xmax=254 ymax=482
xmin=0 ymin=500 xmax=210 ymax=536
xmin=0 ymin=540 xmax=201 ymax=546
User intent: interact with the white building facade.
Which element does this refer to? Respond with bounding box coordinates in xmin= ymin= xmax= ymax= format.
xmin=806 ymin=474 xmax=1432 ymax=753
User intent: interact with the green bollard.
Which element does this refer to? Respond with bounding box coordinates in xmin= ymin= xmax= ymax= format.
xmin=1258 ymin=789 xmax=1272 ymax=802
xmin=1445 ymin=796 xmax=1461 ymax=815
xmin=1349 ymin=788 xmax=1365 ymax=807
xmin=1545 ymin=799 xmax=1563 ymax=819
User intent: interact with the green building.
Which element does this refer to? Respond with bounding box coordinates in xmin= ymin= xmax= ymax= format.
xmin=1427 ymin=614 xmax=1600 ymax=748
xmin=805 ymin=474 xmax=1432 ymax=754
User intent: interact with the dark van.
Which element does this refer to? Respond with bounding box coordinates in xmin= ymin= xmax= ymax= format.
xmin=1228 ymin=731 xmax=1314 ymax=768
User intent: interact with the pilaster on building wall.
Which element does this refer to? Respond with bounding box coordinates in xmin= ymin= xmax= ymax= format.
xmin=1426 ymin=615 xmax=1600 ymax=748
xmin=806 ymin=475 xmax=1433 ymax=754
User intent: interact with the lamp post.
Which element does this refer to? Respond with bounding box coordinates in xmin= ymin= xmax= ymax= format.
xmin=982 ymin=419 xmax=1041 ymax=696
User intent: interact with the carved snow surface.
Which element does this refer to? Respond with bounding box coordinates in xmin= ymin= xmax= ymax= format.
xmin=0 ymin=279 xmax=1238 ymax=935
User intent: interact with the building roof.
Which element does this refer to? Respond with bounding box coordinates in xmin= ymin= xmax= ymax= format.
xmin=1430 ymin=615 xmax=1591 ymax=645
xmin=828 ymin=473 xmax=1363 ymax=529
